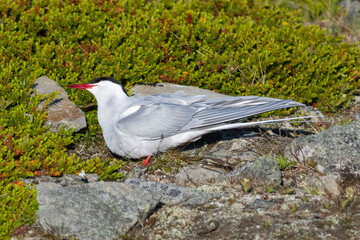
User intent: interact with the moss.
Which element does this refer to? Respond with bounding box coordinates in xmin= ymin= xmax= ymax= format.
xmin=0 ymin=183 xmax=37 ymax=239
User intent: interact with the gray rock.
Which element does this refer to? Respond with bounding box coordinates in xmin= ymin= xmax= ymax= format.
xmin=128 ymin=193 xmax=347 ymax=240
xmin=36 ymin=182 xmax=160 ymax=240
xmin=295 ymin=105 xmax=325 ymax=121
xmin=124 ymin=166 xmax=146 ymax=180
xmin=228 ymin=154 xmax=282 ymax=186
xmin=301 ymin=174 xmax=340 ymax=196
xmin=32 ymin=76 xmax=87 ymax=132
xmin=125 ymin=178 xmax=221 ymax=205
xmin=181 ymin=128 xmax=260 ymax=162
xmin=131 ymin=82 xmax=227 ymax=100
xmin=22 ymin=173 xmax=99 ymax=186
xmin=285 ymin=121 xmax=360 ymax=175
xmin=250 ymin=198 xmax=277 ymax=209
xmin=175 ymin=164 xmax=226 ymax=185
xmin=318 ymin=175 xmax=340 ymax=196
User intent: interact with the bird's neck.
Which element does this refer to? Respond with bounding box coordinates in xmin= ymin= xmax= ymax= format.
xmin=96 ymin=91 xmax=128 ymax=128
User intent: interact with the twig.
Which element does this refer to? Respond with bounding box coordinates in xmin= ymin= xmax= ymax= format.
xmin=195 ymin=49 xmax=207 ymax=58
xmin=79 ymin=44 xmax=88 ymax=55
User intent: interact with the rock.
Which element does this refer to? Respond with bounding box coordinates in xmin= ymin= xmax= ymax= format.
xmin=131 ymin=82 xmax=227 ymax=100
xmin=181 ymin=128 xmax=260 ymax=162
xmin=285 ymin=121 xmax=360 ymax=176
xmin=355 ymin=96 xmax=360 ymax=104
xmin=36 ymin=182 xmax=160 ymax=240
xmin=127 ymin=193 xmax=339 ymax=240
xmin=123 ymin=166 xmax=146 ymax=180
xmin=294 ymin=171 xmax=341 ymax=197
xmin=228 ymin=154 xmax=282 ymax=187
xmin=318 ymin=175 xmax=340 ymax=196
xmin=175 ymin=164 xmax=226 ymax=185
xmin=32 ymin=76 xmax=87 ymax=132
xmin=303 ymin=174 xmax=341 ymax=197
xmin=296 ymin=105 xmax=325 ymax=121
xmin=125 ymin=178 xmax=221 ymax=205
xmin=196 ymin=220 xmax=220 ymax=235
xmin=22 ymin=173 xmax=99 ymax=186
xmin=250 ymin=198 xmax=277 ymax=209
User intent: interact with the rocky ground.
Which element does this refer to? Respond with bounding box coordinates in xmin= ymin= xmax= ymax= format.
xmin=12 ymin=77 xmax=360 ymax=240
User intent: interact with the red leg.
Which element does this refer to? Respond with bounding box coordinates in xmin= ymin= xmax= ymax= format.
xmin=140 ymin=155 xmax=151 ymax=166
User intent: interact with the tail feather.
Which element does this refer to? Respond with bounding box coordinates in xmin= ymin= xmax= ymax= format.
xmin=187 ymin=99 xmax=303 ymax=129
xmin=204 ymin=116 xmax=313 ymax=132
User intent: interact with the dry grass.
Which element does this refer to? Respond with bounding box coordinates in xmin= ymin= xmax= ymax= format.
xmin=270 ymin=0 xmax=360 ymax=43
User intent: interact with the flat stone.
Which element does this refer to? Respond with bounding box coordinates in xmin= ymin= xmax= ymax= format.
xmin=228 ymin=154 xmax=282 ymax=186
xmin=36 ymin=182 xmax=160 ymax=240
xmin=285 ymin=121 xmax=360 ymax=175
xmin=181 ymin=128 xmax=260 ymax=162
xmin=318 ymin=175 xmax=340 ymax=196
xmin=175 ymin=164 xmax=226 ymax=185
xmin=32 ymin=76 xmax=87 ymax=132
xmin=128 ymin=193 xmax=344 ymax=240
xmin=250 ymin=198 xmax=277 ymax=209
xmin=303 ymin=174 xmax=341 ymax=196
xmin=125 ymin=178 xmax=222 ymax=205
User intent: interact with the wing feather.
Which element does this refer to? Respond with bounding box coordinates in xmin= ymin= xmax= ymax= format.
xmin=116 ymin=103 xmax=200 ymax=139
xmin=183 ymin=98 xmax=303 ymax=130
xmin=116 ymin=95 xmax=303 ymax=139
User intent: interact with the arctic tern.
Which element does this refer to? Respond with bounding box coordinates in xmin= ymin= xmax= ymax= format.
xmin=68 ymin=77 xmax=306 ymax=165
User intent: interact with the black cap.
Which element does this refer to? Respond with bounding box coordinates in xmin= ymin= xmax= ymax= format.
xmin=90 ymin=77 xmax=128 ymax=96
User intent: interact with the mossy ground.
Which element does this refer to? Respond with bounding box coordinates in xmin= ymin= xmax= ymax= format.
xmin=1 ymin=0 xmax=359 ymax=238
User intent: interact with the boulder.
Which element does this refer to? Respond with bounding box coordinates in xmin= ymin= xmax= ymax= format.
xmin=36 ymin=181 xmax=160 ymax=240
xmin=32 ymin=76 xmax=87 ymax=132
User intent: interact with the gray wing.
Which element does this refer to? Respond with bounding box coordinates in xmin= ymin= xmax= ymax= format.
xmin=183 ymin=96 xmax=304 ymax=130
xmin=140 ymin=94 xmax=206 ymax=105
xmin=116 ymin=103 xmax=202 ymax=140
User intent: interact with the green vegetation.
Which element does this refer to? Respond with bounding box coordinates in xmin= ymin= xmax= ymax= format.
xmin=276 ymin=155 xmax=295 ymax=170
xmin=0 ymin=91 xmax=123 ymax=238
xmin=304 ymin=184 xmax=324 ymax=196
xmin=0 ymin=0 xmax=359 ymax=238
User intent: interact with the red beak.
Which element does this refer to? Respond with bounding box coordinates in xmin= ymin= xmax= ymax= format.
xmin=67 ymin=84 xmax=97 ymax=89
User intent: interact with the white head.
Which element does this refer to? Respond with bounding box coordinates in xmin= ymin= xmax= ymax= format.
xmin=68 ymin=77 xmax=128 ymax=105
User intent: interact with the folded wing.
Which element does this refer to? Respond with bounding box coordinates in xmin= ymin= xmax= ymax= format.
xmin=116 ymin=95 xmax=304 ymax=139
xmin=116 ymin=103 xmax=202 ymax=140
xmin=182 ymin=96 xmax=304 ymax=130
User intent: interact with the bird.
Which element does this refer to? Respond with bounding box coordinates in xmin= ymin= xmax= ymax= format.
xmin=68 ymin=77 xmax=306 ymax=165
